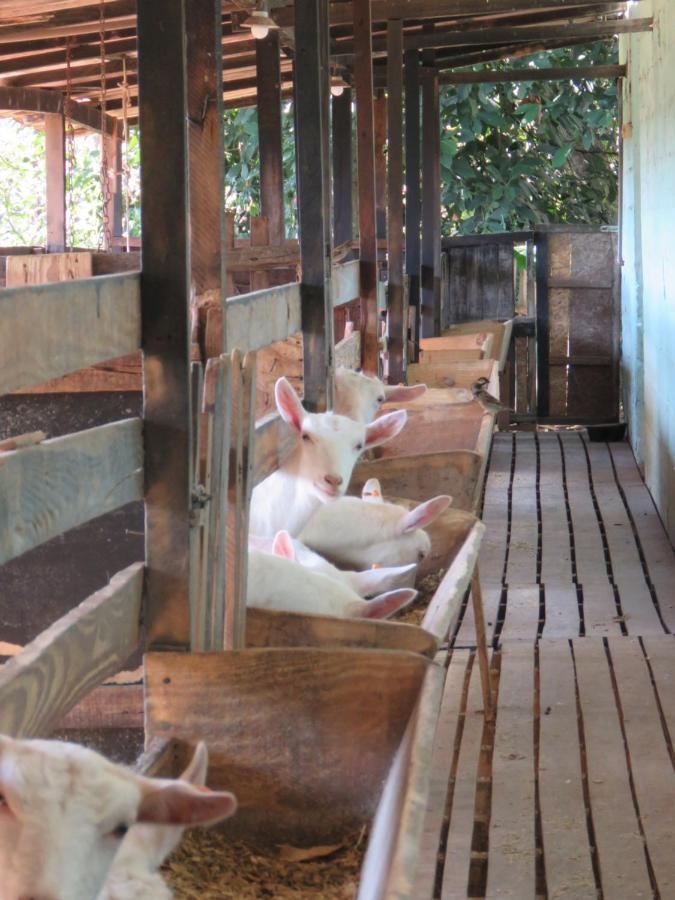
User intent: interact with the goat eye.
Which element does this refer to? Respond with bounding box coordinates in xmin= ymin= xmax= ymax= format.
xmin=355 ymin=442 xmax=364 ymax=451
xmin=302 ymin=433 xmax=311 ymax=442
xmin=110 ymin=823 xmax=129 ymax=839
xmin=377 ymin=396 xmax=385 ymax=403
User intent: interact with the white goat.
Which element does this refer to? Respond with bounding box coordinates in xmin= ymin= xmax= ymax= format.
xmin=300 ymin=494 xmax=451 ymax=570
xmin=334 ymin=367 xmax=427 ymax=423
xmin=248 ymin=533 xmax=416 ymax=596
xmin=0 ymin=735 xmax=236 ymax=900
xmin=248 ymin=533 xmax=417 ymax=618
xmin=249 ymin=377 xmax=407 ymax=537
xmin=100 ymin=742 xmax=212 ymax=900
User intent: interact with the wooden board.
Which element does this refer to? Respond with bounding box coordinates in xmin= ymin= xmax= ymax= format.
xmin=334 ymin=329 xmax=361 ymax=369
xmin=413 ymin=650 xmax=470 ymax=899
xmin=5 ymin=251 xmax=92 ymax=287
xmin=224 ymin=282 xmax=302 ymax=353
xmin=485 ymin=641 xmax=535 ymax=898
xmin=445 ymin=242 xmax=515 ymax=327
xmin=479 ymin=433 xmax=512 ymax=582
xmin=541 ymin=584 xmax=580 ymax=639
xmin=246 ymin=606 xmax=437 ymax=656
xmin=453 ymin=585 xmax=501 ymax=647
xmin=420 ymin=332 xmax=494 ymax=353
xmin=498 ymin=586 xmax=540 ymax=642
xmin=539 ymin=434 xmax=573 ymax=584
xmin=418 ymin=347 xmax=485 ymax=363
xmin=350 ymin=450 xmax=483 ymax=513
xmin=11 ymin=352 xmax=143 ymax=394
xmin=0 ymin=563 xmax=143 ymax=738
xmin=573 ymin=638 xmax=653 ymax=896
xmin=55 ymin=682 xmax=144 ymax=730
xmin=332 ymin=259 xmax=360 ymax=307
xmin=145 ymin=647 xmax=429 ymax=844
xmin=443 ymin=318 xmax=514 ymax=372
xmin=538 ymin=640 xmax=596 ymax=898
xmin=581 ymin=583 xmax=622 ymax=636
xmin=560 ymin=433 xmax=608 ymax=585
xmin=372 ymin=403 xmax=493 ymax=459
xmin=252 ymin=412 xmax=297 ymax=485
xmin=0 ymin=418 xmax=143 ymax=566
xmin=0 ymin=273 xmax=140 ymax=395
xmin=505 ymin=433 xmax=538 ymax=585
xmin=407 ymin=359 xmax=498 ymax=394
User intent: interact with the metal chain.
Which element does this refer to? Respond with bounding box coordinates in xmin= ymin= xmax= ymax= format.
xmin=65 ymin=38 xmax=76 ymax=249
xmin=99 ymin=0 xmax=112 ymax=251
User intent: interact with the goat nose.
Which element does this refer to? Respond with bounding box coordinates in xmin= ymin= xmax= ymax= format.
xmin=324 ymin=474 xmax=343 ymax=488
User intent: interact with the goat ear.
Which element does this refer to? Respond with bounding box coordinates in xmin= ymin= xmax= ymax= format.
xmin=361 ymin=477 xmax=384 ymax=503
xmin=397 ymin=495 xmax=451 ymax=534
xmin=275 ymin=377 xmax=304 ymax=433
xmin=350 ymin=563 xmax=416 ymax=596
xmin=383 ymin=383 xmax=427 ymax=403
xmin=360 ymin=588 xmax=417 ymax=619
xmin=137 ymin=781 xmax=237 ymax=827
xmin=180 ymin=742 xmax=208 ymax=787
xmin=272 ymin=530 xmax=295 ymax=561
xmin=364 ymin=409 xmax=407 ymax=449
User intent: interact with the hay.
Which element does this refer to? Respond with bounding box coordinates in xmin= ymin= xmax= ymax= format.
xmin=396 ymin=568 xmax=445 ymax=626
xmin=164 ymin=828 xmax=366 ymax=899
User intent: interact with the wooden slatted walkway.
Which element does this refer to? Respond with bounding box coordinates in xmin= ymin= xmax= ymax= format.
xmin=418 ymin=434 xmax=675 ymax=899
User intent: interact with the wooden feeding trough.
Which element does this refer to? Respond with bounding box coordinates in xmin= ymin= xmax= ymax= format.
xmin=418 ymin=331 xmax=495 ymax=364
xmin=407 ymin=358 xmax=500 ymax=397
xmin=441 ymin=317 xmax=515 ymax=374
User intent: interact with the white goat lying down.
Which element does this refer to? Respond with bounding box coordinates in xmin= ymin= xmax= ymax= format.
xmin=300 ymin=492 xmax=451 ymax=571
xmin=248 ymin=533 xmax=416 ymax=596
xmin=248 ymin=531 xmax=417 ymax=619
xmin=101 ymin=742 xmax=215 ymax=900
xmin=0 ymin=735 xmax=236 ymax=900
xmin=249 ymin=376 xmax=407 ymax=537
xmin=334 ymin=366 xmax=427 ymax=423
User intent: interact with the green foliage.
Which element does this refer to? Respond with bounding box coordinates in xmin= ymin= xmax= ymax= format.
xmin=439 ymin=41 xmax=619 ymax=235
xmin=0 ymin=120 xmax=46 ymax=246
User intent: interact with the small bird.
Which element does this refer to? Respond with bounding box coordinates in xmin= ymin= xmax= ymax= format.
xmin=471 ymin=377 xmax=508 ymax=414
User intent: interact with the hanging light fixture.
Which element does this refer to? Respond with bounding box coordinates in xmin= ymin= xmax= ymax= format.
xmin=242 ymin=3 xmax=278 ymax=40
xmin=330 ymin=66 xmax=348 ymax=97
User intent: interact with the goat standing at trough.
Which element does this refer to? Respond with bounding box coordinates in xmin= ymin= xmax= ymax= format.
xmin=248 ymin=531 xmax=417 ymax=618
xmin=334 ymin=367 xmax=427 ymax=423
xmin=249 ymin=377 xmax=407 ymax=537
xmin=100 ymin=742 xmax=214 ymax=900
xmin=300 ymin=494 xmax=451 ymax=571
xmin=0 ymin=735 xmax=236 ymax=900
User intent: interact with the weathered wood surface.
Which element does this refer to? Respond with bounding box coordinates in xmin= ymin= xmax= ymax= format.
xmin=246 ymin=607 xmax=437 ymax=656
xmin=145 ymin=647 xmax=429 ymax=843
xmin=386 ymin=19 xmax=405 ymax=384
xmin=444 ymin=241 xmax=515 ymax=328
xmin=334 ymin=328 xmax=361 ymax=369
xmin=0 ymin=563 xmax=143 ymax=738
xmin=5 ymin=251 xmax=92 ymax=287
xmin=11 ymin=352 xmax=143 ymax=394
xmin=44 ymin=112 xmax=66 ymax=252
xmin=418 ymin=346 xmax=486 ymax=364
xmin=350 ymin=451 xmax=482 ymax=513
xmin=253 ymin=412 xmax=296 ymax=485
xmin=372 ymin=403 xmax=493 ymax=461
xmin=0 ymin=418 xmax=142 ymax=566
xmin=420 ymin=332 xmax=494 ymax=354
xmin=332 ymin=259 xmax=361 ymax=307
xmin=0 ymin=273 xmax=140 ymax=395
xmin=224 ymin=282 xmax=301 ymax=353
xmin=407 ymin=359 xmax=498 ymax=395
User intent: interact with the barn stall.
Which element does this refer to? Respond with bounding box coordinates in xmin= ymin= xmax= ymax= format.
xmin=0 ymin=0 xmax=674 ymax=897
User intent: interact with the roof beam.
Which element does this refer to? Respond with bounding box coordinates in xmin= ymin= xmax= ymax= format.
xmin=438 ymin=62 xmax=626 ymax=83
xmin=0 ymin=84 xmax=116 ymax=133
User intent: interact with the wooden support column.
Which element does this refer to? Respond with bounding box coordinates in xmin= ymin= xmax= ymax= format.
xmin=353 ymin=0 xmax=379 ymax=374
xmin=405 ymin=49 xmax=421 ymax=361
xmin=374 ymin=89 xmax=387 ymax=243
xmin=138 ymin=0 xmax=192 ymax=648
xmin=102 ymin=131 xmax=119 ymax=251
xmin=44 ymin=112 xmax=65 ymax=252
xmin=186 ymin=0 xmax=225 ymax=305
xmin=256 ymin=31 xmax=285 ymax=245
xmin=387 ymin=20 xmax=404 ymax=383
xmin=294 ymin=0 xmax=334 ymax=410
xmin=421 ymin=63 xmax=440 ymax=338
xmin=535 ymin=229 xmax=550 ymax=417
xmin=332 ymin=88 xmax=353 ymax=248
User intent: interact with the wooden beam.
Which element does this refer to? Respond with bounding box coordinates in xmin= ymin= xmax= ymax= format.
xmin=535 ymin=230 xmax=549 ymax=417
xmin=374 ymin=89 xmax=387 ymax=243
xmin=0 ymin=563 xmax=143 ymax=739
xmin=138 ymin=0 xmax=192 ymax=648
xmin=0 ymin=85 xmax=117 ymax=135
xmin=387 ymin=20 xmax=404 ymax=384
xmin=224 ymin=282 xmax=301 ymax=353
xmin=294 ymin=0 xmax=334 ymax=410
xmin=44 ymin=111 xmax=65 ymax=251
xmin=256 ymin=31 xmax=285 ymax=246
xmin=0 ymin=418 xmax=142 ymax=567
xmin=420 ymin=64 xmax=440 ymax=338
xmin=353 ymin=0 xmax=379 ymax=375
xmin=439 ymin=63 xmax=626 ymax=84
xmin=332 ymin=88 xmax=353 ymax=248
xmin=405 ymin=48 xmax=421 ymax=363
xmin=253 ymin=413 xmax=296 ymax=485
xmin=186 ymin=0 xmax=225 ymax=304
xmin=332 ymin=258 xmax=361 ymax=307
xmin=0 ymin=273 xmax=140 ymax=395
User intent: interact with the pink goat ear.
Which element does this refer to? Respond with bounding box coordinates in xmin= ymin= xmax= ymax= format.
xmin=397 ymin=495 xmax=451 ymax=534
xmin=359 ymin=588 xmax=418 ymax=619
xmin=275 ymin=377 xmax=304 ymax=433
xmin=137 ymin=782 xmax=237 ymax=827
xmin=272 ymin=530 xmax=295 ymax=561
xmin=180 ymin=742 xmax=208 ymax=787
xmin=364 ymin=409 xmax=407 ymax=449
xmin=383 ymin=383 xmax=427 ymax=403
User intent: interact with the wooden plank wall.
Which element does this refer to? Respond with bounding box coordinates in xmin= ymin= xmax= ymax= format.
xmin=443 ymin=241 xmax=515 ymax=327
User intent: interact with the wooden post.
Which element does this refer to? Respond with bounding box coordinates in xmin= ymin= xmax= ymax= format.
xmin=294 ymin=0 xmax=334 ymax=411
xmin=535 ymin=229 xmax=550 ymax=417
xmin=471 ymin=567 xmax=493 ymax=721
xmin=405 ymin=49 xmax=421 ymax=362
xmin=102 ymin=131 xmax=119 ymax=252
xmin=138 ymin=0 xmax=192 ymax=648
xmin=111 ymin=136 xmax=124 ymax=241
xmin=353 ymin=0 xmax=379 ymax=374
xmin=44 ymin=112 xmax=66 ymax=252
xmin=186 ymin=0 xmax=225 ymax=305
xmin=387 ymin=20 xmax=404 ymax=384
xmin=374 ymin=89 xmax=387 ymax=243
xmin=332 ymin=88 xmax=353 ymax=248
xmin=421 ymin=65 xmax=440 ymax=338
xmin=256 ymin=31 xmax=285 ymax=246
